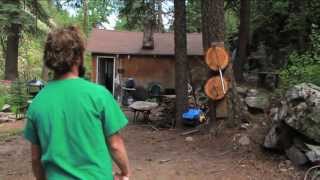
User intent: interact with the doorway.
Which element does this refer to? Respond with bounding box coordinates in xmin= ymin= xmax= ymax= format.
xmin=97 ymin=56 xmax=115 ymax=94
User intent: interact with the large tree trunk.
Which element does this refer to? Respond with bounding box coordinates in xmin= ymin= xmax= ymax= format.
xmin=202 ymin=0 xmax=245 ymax=131
xmin=155 ymin=0 xmax=164 ymax=32
xmin=142 ymin=19 xmax=155 ymax=49
xmin=234 ymin=0 xmax=250 ymax=82
xmin=174 ymin=0 xmax=188 ymax=128
xmin=201 ymin=0 xmax=225 ymax=131
xmin=4 ymin=23 xmax=21 ymax=81
xmin=289 ymin=0 xmax=308 ymax=52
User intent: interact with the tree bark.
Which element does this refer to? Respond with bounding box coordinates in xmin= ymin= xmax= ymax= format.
xmin=234 ymin=0 xmax=250 ymax=82
xmin=289 ymin=0 xmax=308 ymax=51
xmin=201 ymin=0 xmax=225 ymax=131
xmin=142 ymin=14 xmax=154 ymax=49
xmin=174 ymin=0 xmax=188 ymax=128
xmin=41 ymin=64 xmax=49 ymax=81
xmin=155 ymin=0 xmax=164 ymax=32
xmin=4 ymin=23 xmax=21 ymax=81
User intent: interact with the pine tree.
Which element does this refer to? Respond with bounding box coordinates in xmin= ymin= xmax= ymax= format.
xmin=9 ymin=79 xmax=30 ymax=119
xmin=174 ymin=0 xmax=188 ymax=127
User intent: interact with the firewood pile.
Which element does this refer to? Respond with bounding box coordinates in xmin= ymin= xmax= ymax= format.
xmin=150 ymin=95 xmax=176 ymax=128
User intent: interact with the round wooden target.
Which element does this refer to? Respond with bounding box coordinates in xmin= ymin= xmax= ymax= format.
xmin=205 ymin=46 xmax=229 ymax=71
xmin=205 ymin=76 xmax=229 ymax=101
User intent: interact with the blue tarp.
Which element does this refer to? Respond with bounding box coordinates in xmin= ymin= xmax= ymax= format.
xmin=182 ymin=108 xmax=203 ymax=121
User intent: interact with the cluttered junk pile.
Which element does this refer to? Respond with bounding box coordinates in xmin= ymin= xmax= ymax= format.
xmin=125 ymin=44 xmax=232 ymax=131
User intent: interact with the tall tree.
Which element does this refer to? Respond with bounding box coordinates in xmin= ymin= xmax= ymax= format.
xmin=201 ymin=0 xmax=225 ymax=131
xmin=202 ymin=0 xmax=244 ymax=129
xmin=1 ymin=0 xmax=21 ymax=81
xmin=117 ymin=0 xmax=166 ymax=32
xmin=5 ymin=23 xmax=21 ymax=81
xmin=234 ymin=0 xmax=250 ymax=82
xmin=174 ymin=0 xmax=188 ymax=128
xmin=83 ymin=0 xmax=88 ymax=35
xmin=0 ymin=0 xmax=50 ymax=80
xmin=58 ymin=0 xmax=113 ymax=32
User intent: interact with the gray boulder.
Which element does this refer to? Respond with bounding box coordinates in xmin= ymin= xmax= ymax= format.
xmin=236 ymin=86 xmax=248 ymax=97
xmin=285 ymin=145 xmax=308 ymax=166
xmin=247 ymin=89 xmax=259 ymax=97
xmin=245 ymin=90 xmax=270 ymax=111
xmin=305 ymin=144 xmax=320 ymax=163
xmin=283 ymin=83 xmax=320 ymax=143
xmin=264 ymin=122 xmax=293 ymax=150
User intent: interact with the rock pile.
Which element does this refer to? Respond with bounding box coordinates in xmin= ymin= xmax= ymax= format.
xmin=245 ymin=89 xmax=270 ymax=112
xmin=264 ymin=83 xmax=320 ymax=165
xmin=236 ymin=86 xmax=270 ymax=113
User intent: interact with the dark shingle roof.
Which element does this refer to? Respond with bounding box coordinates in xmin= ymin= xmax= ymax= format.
xmin=87 ymin=28 xmax=203 ymax=56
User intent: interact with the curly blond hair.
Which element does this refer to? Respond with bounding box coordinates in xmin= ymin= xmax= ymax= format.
xmin=43 ymin=26 xmax=85 ymax=76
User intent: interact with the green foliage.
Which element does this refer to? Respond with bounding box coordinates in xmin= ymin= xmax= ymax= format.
xmin=0 ymin=0 xmax=51 ymax=33
xmin=0 ymin=84 xmax=9 ymax=108
xmin=117 ymin=0 xmax=154 ymax=31
xmin=48 ymin=5 xmax=79 ymax=27
xmin=225 ymin=9 xmax=239 ymax=42
xmin=250 ymin=0 xmax=320 ymax=69
xmin=0 ymin=45 xmax=4 ymax=79
xmin=0 ymin=96 xmax=5 ymax=110
xmin=59 ymin=0 xmax=114 ymax=34
xmin=186 ymin=0 xmax=239 ymax=34
xmin=8 ymin=79 xmax=30 ymax=117
xmin=0 ymin=1 xmax=95 ymax=80
xmin=280 ymin=29 xmax=320 ymax=88
xmin=186 ymin=0 xmax=201 ymax=33
xmin=19 ymin=31 xmax=47 ymax=79
xmin=115 ymin=18 xmax=131 ymax=31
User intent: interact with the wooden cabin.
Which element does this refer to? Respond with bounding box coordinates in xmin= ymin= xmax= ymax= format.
xmin=86 ymin=28 xmax=205 ymax=99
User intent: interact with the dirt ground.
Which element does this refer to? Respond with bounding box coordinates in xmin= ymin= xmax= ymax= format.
xmin=0 ymin=118 xmax=305 ymax=180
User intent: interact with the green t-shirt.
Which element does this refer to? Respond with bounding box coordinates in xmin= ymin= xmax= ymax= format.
xmin=24 ymin=78 xmax=128 ymax=180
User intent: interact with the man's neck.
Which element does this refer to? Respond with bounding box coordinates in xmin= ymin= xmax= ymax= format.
xmin=57 ymin=73 xmax=78 ymax=80
xmin=55 ymin=67 xmax=79 ymax=80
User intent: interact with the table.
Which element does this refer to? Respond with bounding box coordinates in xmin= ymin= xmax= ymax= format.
xmin=129 ymin=101 xmax=158 ymax=123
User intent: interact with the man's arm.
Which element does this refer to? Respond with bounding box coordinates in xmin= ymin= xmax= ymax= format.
xmin=31 ymin=144 xmax=46 ymax=180
xmin=107 ymin=133 xmax=130 ymax=178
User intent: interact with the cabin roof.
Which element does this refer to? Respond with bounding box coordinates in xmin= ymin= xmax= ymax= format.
xmin=87 ymin=28 xmax=203 ymax=56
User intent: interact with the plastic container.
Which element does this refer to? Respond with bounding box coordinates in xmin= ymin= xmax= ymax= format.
xmin=182 ymin=108 xmax=203 ymax=121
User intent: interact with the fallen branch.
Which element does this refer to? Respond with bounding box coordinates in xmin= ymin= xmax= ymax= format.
xmin=181 ymin=128 xmax=200 ymax=136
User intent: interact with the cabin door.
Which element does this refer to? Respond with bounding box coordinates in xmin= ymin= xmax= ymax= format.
xmin=97 ymin=57 xmax=115 ymax=94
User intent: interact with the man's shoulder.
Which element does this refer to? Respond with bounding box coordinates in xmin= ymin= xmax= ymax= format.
xmin=79 ymin=79 xmax=107 ymax=92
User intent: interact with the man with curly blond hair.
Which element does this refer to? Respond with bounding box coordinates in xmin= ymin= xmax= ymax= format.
xmin=24 ymin=26 xmax=130 ymax=180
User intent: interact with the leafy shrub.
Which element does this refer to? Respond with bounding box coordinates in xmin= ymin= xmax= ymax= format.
xmin=0 ymin=83 xmax=9 ymax=108
xmin=280 ymin=28 xmax=320 ymax=88
xmin=8 ymin=79 xmax=30 ymax=118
